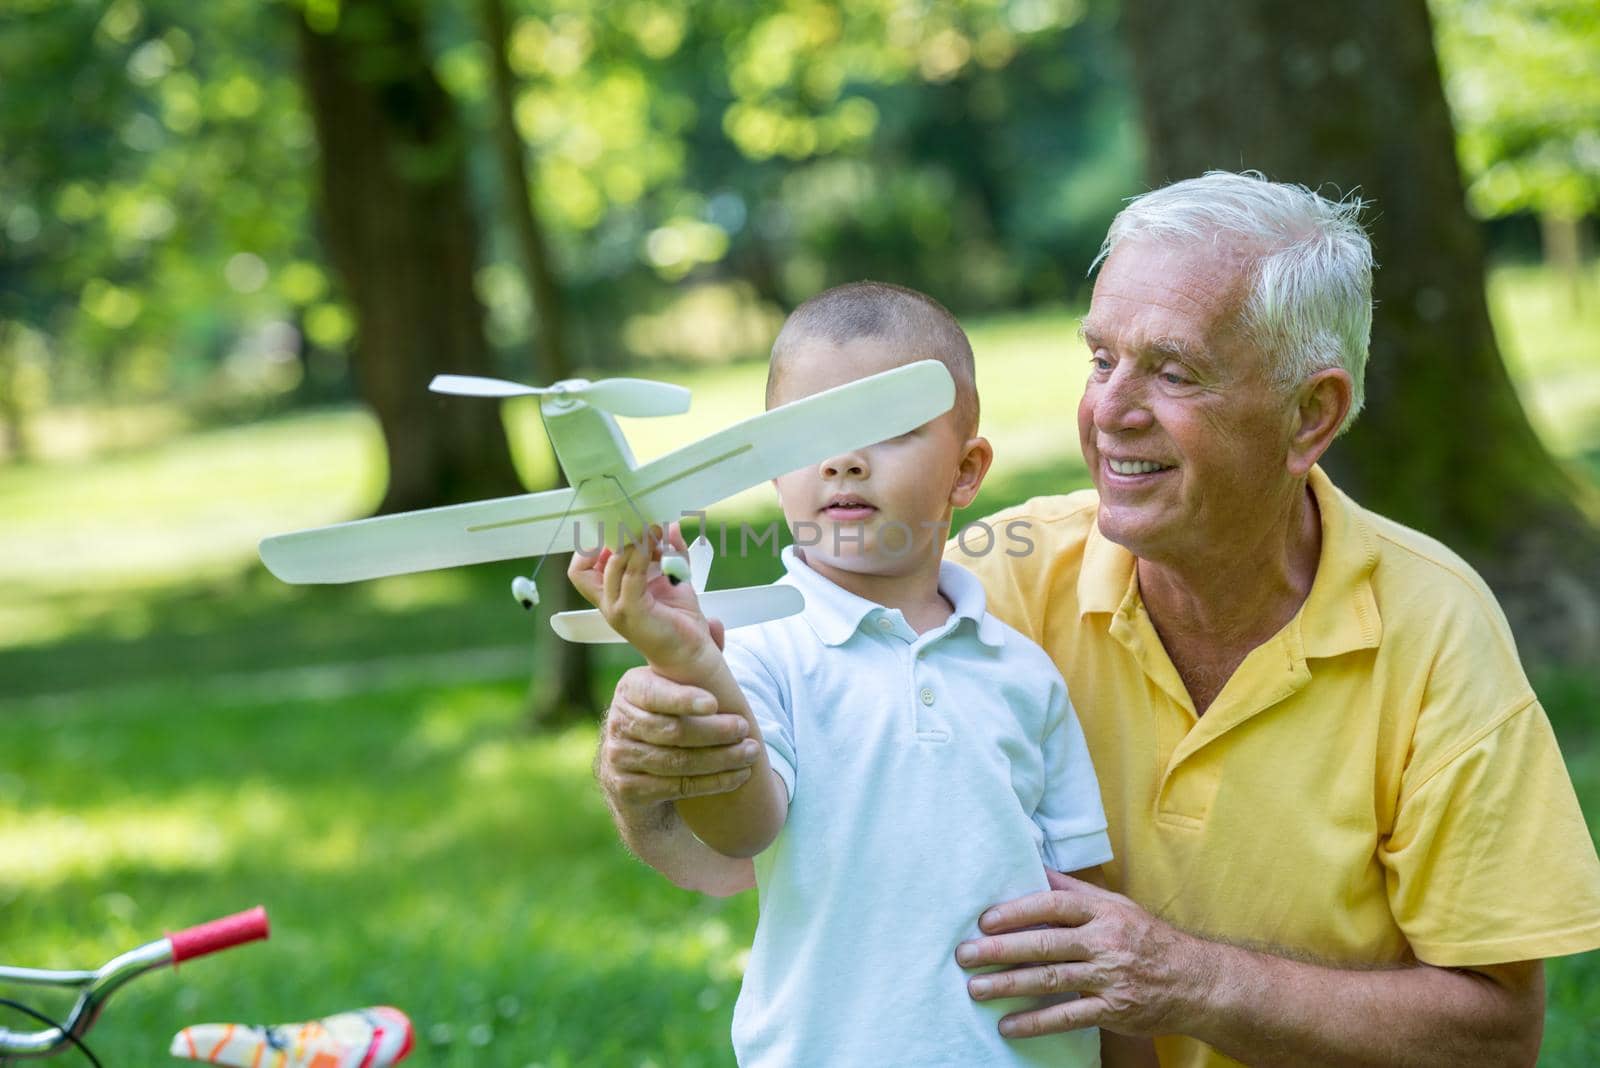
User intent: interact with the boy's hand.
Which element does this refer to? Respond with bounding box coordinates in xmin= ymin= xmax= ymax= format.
xmin=596 ymin=525 xmax=718 ymax=677
xmin=570 ymin=523 xmax=725 ymax=640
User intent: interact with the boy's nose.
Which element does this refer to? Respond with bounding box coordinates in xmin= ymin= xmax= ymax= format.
xmin=819 ymin=450 xmax=869 ymax=479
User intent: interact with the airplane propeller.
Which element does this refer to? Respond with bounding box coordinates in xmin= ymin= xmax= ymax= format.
xmin=429 ymin=374 xmax=691 ymax=419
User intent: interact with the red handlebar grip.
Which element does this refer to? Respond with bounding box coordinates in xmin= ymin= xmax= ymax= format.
xmin=169 ymin=906 xmax=270 ymax=964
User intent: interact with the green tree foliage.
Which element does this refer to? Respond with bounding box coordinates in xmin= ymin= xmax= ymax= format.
xmin=11 ymin=0 xmax=1574 ymax=429
xmin=0 ymin=0 xmax=336 ymax=416
xmin=4 ymin=0 xmax=1140 ymax=432
xmin=429 ymin=0 xmax=1141 ymax=363
xmin=1432 ymin=0 xmax=1600 ymax=221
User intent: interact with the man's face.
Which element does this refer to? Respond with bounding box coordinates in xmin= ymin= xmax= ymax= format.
xmin=1077 ymin=239 xmax=1299 ymax=563
xmin=770 ymin=338 xmax=971 ymax=580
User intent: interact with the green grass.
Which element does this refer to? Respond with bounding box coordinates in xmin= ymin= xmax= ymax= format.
xmin=2 ymin=268 xmax=1598 ymax=1065
xmin=1 ymin=683 xmax=754 ymax=1066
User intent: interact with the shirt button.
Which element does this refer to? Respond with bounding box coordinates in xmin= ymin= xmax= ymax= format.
xmin=877 ymin=617 xmax=894 ymax=631
xmin=920 ymin=687 xmax=935 ymax=706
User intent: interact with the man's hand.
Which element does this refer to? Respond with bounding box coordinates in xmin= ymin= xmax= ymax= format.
xmin=599 ymin=666 xmax=760 ymax=813
xmin=957 ymin=869 xmax=1206 ymax=1038
xmin=594 ymin=666 xmax=761 ymax=896
xmin=958 ymin=871 xmax=1546 ymax=1067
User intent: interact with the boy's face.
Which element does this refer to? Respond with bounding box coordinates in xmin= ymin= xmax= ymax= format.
xmin=769 ymin=337 xmax=983 ymax=581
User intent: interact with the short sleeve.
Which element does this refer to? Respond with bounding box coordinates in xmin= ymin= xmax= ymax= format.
xmin=723 ymin=636 xmax=797 ymax=803
xmin=1035 ymin=675 xmax=1114 ymax=873
xmin=1381 ymin=698 xmax=1600 ymax=967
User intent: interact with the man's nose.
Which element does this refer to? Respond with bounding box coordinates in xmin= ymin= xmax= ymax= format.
xmin=1091 ymin=367 xmax=1154 ymax=434
xmin=820 ymin=450 xmax=869 ymax=478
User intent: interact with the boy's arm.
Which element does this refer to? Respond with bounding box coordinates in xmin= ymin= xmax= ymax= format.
xmin=1032 ymin=675 xmax=1113 ymax=875
xmin=593 ymin=532 xmax=788 ymax=859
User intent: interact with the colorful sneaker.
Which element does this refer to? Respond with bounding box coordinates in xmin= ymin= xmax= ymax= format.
xmin=170 ymin=1005 xmax=413 ymax=1067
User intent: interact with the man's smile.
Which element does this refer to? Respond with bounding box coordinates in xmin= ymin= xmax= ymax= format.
xmin=1101 ymin=454 xmax=1176 ymax=480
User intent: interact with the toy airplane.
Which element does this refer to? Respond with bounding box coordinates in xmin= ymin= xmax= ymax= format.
xmin=550 ymin=533 xmax=803 ymax=643
xmin=258 ymin=361 xmax=954 ymax=629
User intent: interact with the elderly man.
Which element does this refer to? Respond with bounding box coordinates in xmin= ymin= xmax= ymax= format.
xmin=589 ymin=172 xmax=1600 ymax=1065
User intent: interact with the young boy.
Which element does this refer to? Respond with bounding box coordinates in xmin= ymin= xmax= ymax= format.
xmin=574 ymin=282 xmax=1121 ymax=1066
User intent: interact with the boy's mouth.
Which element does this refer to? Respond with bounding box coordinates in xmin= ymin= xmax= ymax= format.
xmin=822 ymin=494 xmax=876 ymax=520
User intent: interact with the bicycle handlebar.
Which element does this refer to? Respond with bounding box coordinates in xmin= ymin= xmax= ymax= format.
xmin=169 ymin=906 xmax=270 ymax=965
xmin=0 ymin=905 xmax=270 ymax=1059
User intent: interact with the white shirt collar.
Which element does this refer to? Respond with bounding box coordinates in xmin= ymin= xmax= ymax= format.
xmin=779 ymin=546 xmax=1005 ymax=648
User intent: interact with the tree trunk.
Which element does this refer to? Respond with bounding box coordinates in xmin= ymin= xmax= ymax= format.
xmin=0 ymin=324 xmax=30 ymax=464
xmin=1539 ymin=211 xmax=1588 ymax=312
xmin=296 ymin=0 xmax=522 ymax=514
xmin=480 ymin=0 xmax=595 ymax=727
xmin=1120 ymin=0 xmax=1600 ymax=664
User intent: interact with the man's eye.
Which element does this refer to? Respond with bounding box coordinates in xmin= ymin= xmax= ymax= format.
xmin=1160 ymin=370 xmax=1191 ymax=386
xmin=1090 ymin=354 xmax=1113 ymax=372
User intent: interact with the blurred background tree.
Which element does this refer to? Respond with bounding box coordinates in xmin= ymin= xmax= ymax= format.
xmin=1434 ymin=0 xmax=1599 ymax=299
xmin=297 ymin=0 xmax=523 ymax=512
xmin=1121 ymin=0 xmax=1600 ymax=659
xmin=478 ymin=0 xmax=592 ymax=724
xmin=0 ymin=0 xmax=318 ymax=458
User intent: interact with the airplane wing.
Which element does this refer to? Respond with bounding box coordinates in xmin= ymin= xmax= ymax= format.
xmin=549 ymin=584 xmax=805 ymax=644
xmin=621 ymin=359 xmax=955 ymax=522
xmin=259 ymin=486 xmax=585 ymax=583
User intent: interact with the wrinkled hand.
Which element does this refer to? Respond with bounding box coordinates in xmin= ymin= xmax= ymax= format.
xmin=597 ymin=665 xmax=759 ymax=816
xmin=956 ymin=870 xmax=1210 ymax=1039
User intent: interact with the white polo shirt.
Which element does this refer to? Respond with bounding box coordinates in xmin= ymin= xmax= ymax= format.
xmin=723 ymin=547 xmax=1111 ymax=1068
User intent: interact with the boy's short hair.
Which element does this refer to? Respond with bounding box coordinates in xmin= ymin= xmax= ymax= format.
xmin=767 ymin=281 xmax=979 ymax=437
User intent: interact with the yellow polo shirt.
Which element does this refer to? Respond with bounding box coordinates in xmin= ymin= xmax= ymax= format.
xmin=951 ymin=466 xmax=1600 ymax=1068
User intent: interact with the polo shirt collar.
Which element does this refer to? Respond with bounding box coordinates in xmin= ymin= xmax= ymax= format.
xmin=1073 ymin=465 xmax=1381 ymax=659
xmin=780 ymin=546 xmax=1005 ymax=648
xmin=1299 ymin=464 xmax=1382 ymax=657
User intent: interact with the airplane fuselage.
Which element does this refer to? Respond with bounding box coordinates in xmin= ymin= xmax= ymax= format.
xmin=540 ymin=395 xmax=637 ymax=485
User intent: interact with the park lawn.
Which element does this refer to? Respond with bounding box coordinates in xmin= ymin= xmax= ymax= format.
xmin=3 ymin=659 xmax=1597 ymax=1066
xmin=0 ymin=676 xmax=753 ymax=1067
xmin=3 ymin=268 xmax=1599 ymax=1064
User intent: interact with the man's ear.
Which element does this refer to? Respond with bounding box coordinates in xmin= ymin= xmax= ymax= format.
xmin=1287 ymin=369 xmax=1353 ymax=477
xmin=950 ymin=436 xmax=995 ymax=509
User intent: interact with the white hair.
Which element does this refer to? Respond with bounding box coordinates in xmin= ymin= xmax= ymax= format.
xmin=1093 ymin=170 xmax=1374 ymax=433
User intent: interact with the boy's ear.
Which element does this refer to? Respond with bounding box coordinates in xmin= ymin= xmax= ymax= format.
xmin=949 ymin=436 xmax=994 ymax=510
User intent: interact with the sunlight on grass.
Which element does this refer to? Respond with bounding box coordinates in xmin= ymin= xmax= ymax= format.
xmin=0 ymin=410 xmax=386 ymax=645
xmin=0 ymin=803 xmax=232 ymax=890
